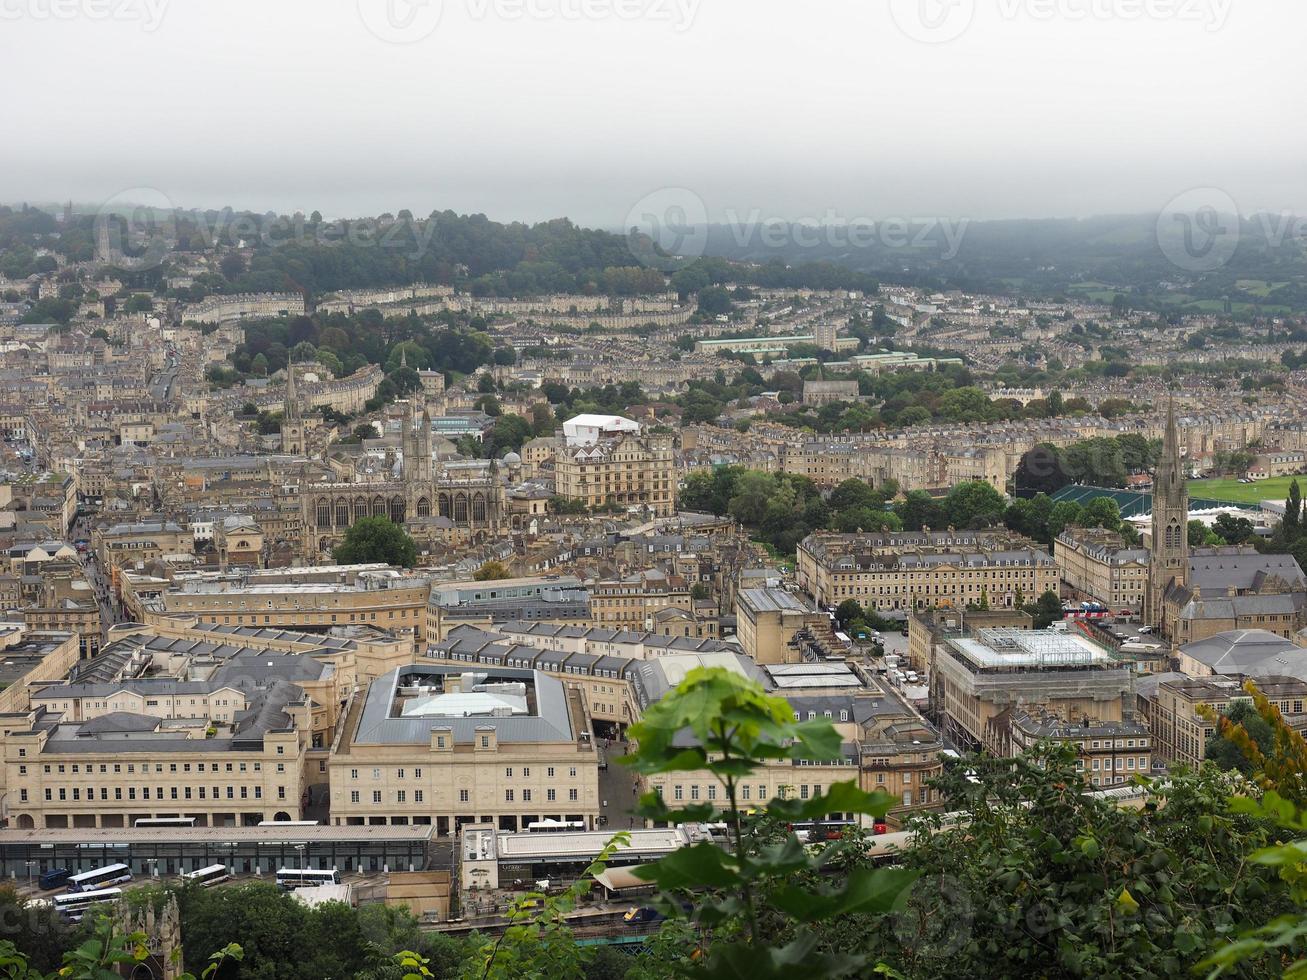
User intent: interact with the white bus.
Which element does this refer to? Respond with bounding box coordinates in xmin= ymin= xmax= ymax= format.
xmin=53 ymin=887 xmax=123 ymax=921
xmin=256 ymin=820 xmax=318 ymax=827
xmin=134 ymin=817 xmax=195 ymax=828
xmin=67 ymin=863 xmax=132 ymax=893
xmin=180 ymin=864 xmax=230 ymax=887
xmin=525 ymin=819 xmax=586 ymax=833
xmin=275 ymin=868 xmax=339 ymax=890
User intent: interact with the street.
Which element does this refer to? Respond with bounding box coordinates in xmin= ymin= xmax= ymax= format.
xmin=595 ymin=736 xmax=643 ymax=830
xmin=73 ymin=520 xmax=124 ymax=638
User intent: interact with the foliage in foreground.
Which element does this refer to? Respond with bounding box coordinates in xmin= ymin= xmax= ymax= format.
xmin=0 ymin=915 xmax=240 ymax=980
xmin=1198 ymin=680 xmax=1307 ymax=977
xmin=9 ymin=673 xmax=1307 ymax=979
xmin=876 ymin=749 xmax=1289 ymax=978
xmin=621 ymin=667 xmax=915 ymax=979
xmin=460 ymin=834 xmax=631 ymax=980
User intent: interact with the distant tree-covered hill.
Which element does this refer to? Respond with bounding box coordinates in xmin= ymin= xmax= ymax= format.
xmin=698 ymin=212 xmax=1307 ymax=315
xmin=0 ymin=203 xmax=883 ymax=301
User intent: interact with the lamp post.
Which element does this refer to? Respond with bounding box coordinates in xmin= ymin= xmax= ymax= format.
xmin=24 ymin=861 xmax=35 ymax=890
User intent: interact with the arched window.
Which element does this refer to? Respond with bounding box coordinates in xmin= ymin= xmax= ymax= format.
xmin=316 ymin=500 xmax=330 ymax=528
xmin=454 ymin=495 xmax=469 ymax=523
xmin=389 ymin=498 xmax=405 ymax=523
xmin=438 ymin=494 xmax=450 ymax=518
xmin=416 ymin=497 xmax=431 ymax=518
xmin=335 ymin=499 xmax=349 ymax=527
xmin=472 ymin=493 xmax=487 ymax=523
xmin=372 ymin=496 xmax=386 ymax=518
xmin=354 ymin=496 xmax=367 ymax=520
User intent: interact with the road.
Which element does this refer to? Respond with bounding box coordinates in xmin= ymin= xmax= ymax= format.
xmin=73 ymin=517 xmax=124 ymax=637
xmin=596 ymin=737 xmax=643 ymax=831
xmin=147 ymin=349 xmax=180 ymax=402
xmin=878 ymin=631 xmax=909 ymax=660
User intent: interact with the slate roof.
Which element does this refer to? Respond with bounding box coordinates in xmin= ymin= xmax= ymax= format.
xmin=1181 ymin=629 xmax=1305 ymax=673
xmin=351 ymin=664 xmax=576 ymax=745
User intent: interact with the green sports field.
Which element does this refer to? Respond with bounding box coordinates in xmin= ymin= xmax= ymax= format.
xmin=1187 ymin=475 xmax=1301 ymax=505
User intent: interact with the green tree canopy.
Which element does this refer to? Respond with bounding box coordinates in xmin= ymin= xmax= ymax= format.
xmin=331 ymin=517 xmax=417 ymax=567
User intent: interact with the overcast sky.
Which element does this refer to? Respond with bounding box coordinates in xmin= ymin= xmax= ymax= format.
xmin=2 ymin=0 xmax=1303 ymax=228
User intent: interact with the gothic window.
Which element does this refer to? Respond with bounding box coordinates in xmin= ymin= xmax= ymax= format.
xmin=335 ymin=499 xmax=349 ymax=527
xmin=438 ymin=494 xmax=450 ymax=518
xmin=316 ymin=500 xmax=330 ymax=528
xmin=371 ymin=496 xmax=386 ymax=518
xmin=354 ymin=496 xmax=367 ymax=519
xmin=472 ymin=493 xmax=487 ymax=523
xmin=454 ymin=495 xmax=469 ymax=523
xmin=416 ymin=497 xmax=431 ymax=518
xmin=389 ymin=498 xmax=406 ymax=523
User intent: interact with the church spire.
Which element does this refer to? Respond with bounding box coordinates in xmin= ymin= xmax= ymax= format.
xmin=284 ymin=363 xmax=300 ymax=423
xmin=1145 ymin=393 xmax=1188 ymax=631
xmin=1158 ymin=395 xmax=1180 ymax=489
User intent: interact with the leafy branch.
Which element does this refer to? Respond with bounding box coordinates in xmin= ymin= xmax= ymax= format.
xmin=621 ymin=667 xmax=917 ymax=979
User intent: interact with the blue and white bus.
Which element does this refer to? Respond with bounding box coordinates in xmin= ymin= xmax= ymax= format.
xmin=180 ymin=864 xmax=230 ymax=887
xmin=275 ymin=868 xmax=339 ymax=890
xmin=67 ymin=863 xmax=132 ymax=892
xmin=53 ymin=888 xmax=123 ymax=922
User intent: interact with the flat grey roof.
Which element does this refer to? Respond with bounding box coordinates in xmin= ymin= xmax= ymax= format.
xmin=495 ymin=825 xmax=690 ymax=860
xmin=352 ymin=664 xmax=577 ymax=745
xmin=738 ymin=588 xmax=811 ymax=614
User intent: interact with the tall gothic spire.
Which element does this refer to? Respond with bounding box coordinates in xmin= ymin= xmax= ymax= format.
xmin=284 ymin=363 xmax=300 ymax=422
xmin=1158 ymin=395 xmax=1179 ymax=488
xmin=1146 ymin=393 xmax=1189 ymax=631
